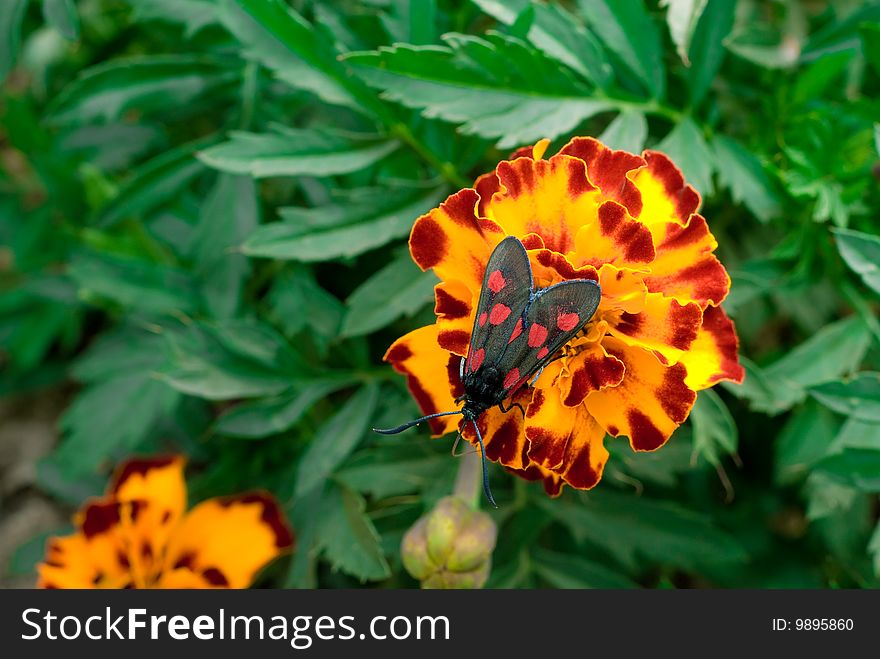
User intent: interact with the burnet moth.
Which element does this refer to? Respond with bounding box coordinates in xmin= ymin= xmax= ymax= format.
xmin=374 ymin=236 xmax=602 ymax=507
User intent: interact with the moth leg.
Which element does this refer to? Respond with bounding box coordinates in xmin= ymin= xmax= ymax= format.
xmin=498 ymin=399 xmax=526 ymax=419
xmin=528 ymin=366 xmax=545 ymax=388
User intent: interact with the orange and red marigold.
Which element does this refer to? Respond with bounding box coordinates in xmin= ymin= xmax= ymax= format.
xmin=386 ymin=137 xmax=745 ymax=496
xmin=37 ymin=456 xmax=293 ymax=588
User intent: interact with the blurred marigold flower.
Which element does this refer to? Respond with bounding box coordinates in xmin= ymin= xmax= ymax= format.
xmin=401 ymin=496 xmax=497 ymax=588
xmin=386 ymin=137 xmax=745 ymax=496
xmin=37 ymin=456 xmax=294 ymax=588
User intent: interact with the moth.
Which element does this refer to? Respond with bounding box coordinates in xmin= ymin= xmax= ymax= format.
xmin=374 ymin=236 xmax=602 ymax=506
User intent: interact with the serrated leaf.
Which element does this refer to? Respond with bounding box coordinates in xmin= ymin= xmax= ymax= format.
xmin=815 ymin=448 xmax=880 ymax=492
xmin=215 ymin=381 xmax=349 ymax=439
xmin=809 ymin=373 xmax=880 ymax=422
xmin=712 ymin=136 xmax=781 ymax=222
xmin=690 ymin=389 xmax=737 ymax=467
xmin=295 ymin=384 xmax=379 ymax=497
xmin=345 ymin=33 xmax=613 ymax=147
xmin=774 ymin=400 xmax=841 ymax=485
xmin=43 ymin=0 xmax=80 ymax=40
xmin=48 ymin=56 xmax=236 ymax=125
xmin=244 ymin=187 xmax=445 ymax=261
xmin=686 ymin=0 xmax=736 ymax=106
xmin=336 ymin=445 xmax=451 ymax=498
xmin=660 ymin=0 xmax=707 ymax=64
xmin=341 ymin=253 xmax=438 ymax=337
xmin=832 ymin=228 xmax=880 ymax=297
xmin=531 ymin=548 xmax=637 ymax=589
xmin=657 ymin=117 xmax=714 ymax=195
xmin=192 ymin=174 xmax=259 ymax=319
xmin=316 ymin=483 xmax=390 ymax=581
xmin=576 ymin=0 xmax=664 ymax=98
xmin=267 ymin=267 xmax=343 ymax=341
xmin=0 ymin=0 xmax=28 ymax=81
xmin=198 ymin=126 xmax=398 ymax=179
xmin=472 ymin=0 xmax=611 ymax=87
xmin=598 ymin=110 xmax=647 ymax=154
xmin=131 ymin=0 xmax=219 ymax=37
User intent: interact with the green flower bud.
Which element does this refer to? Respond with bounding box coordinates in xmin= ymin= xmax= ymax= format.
xmin=401 ymin=496 xmax=497 ymax=589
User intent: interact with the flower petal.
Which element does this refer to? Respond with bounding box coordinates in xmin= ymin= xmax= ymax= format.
xmin=110 ymin=455 xmax=187 ymax=526
xmin=571 ymin=200 xmax=655 ymax=269
xmin=385 ymin=325 xmax=461 ymax=436
xmin=596 ymin=263 xmax=648 ymax=315
xmin=163 ymin=492 xmax=293 ymax=589
xmin=529 ymin=248 xmax=599 ymax=289
xmin=434 ymin=280 xmax=476 ymax=355
xmin=559 ymin=136 xmax=645 ymax=216
xmin=461 ymin=388 xmax=533 ymax=471
xmin=644 ymin=213 xmax=730 ymax=307
xmin=630 ymin=150 xmax=700 ymax=230
xmin=679 ymin=305 xmax=745 ymax=389
xmin=586 ymin=337 xmax=696 ymax=451
xmin=609 ymin=292 xmax=702 ymax=366
xmin=482 ymin=155 xmax=602 ymax=254
xmin=410 ymin=188 xmax=504 ymax=291
xmin=558 ymin=342 xmax=626 ymax=407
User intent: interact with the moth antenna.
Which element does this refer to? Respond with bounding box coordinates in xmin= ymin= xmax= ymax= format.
xmin=472 ymin=420 xmax=498 ymax=508
xmin=372 ymin=410 xmax=462 ymax=435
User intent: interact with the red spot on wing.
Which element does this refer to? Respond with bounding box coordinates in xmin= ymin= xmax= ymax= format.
xmin=508 ymin=318 xmax=523 ymax=344
xmin=469 ymin=348 xmax=485 ymax=372
xmin=503 ymin=368 xmax=521 ymax=390
xmin=488 ymin=270 xmax=506 ymax=293
xmin=537 ymin=347 xmax=549 ymax=360
xmin=528 ymin=323 xmax=548 ymax=348
xmin=479 ymin=311 xmax=488 ymax=327
xmin=556 ymin=312 xmax=580 ymax=331
xmin=489 ymin=303 xmax=511 ymax=325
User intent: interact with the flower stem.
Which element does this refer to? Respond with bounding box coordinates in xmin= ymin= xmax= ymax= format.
xmin=452 ymin=449 xmax=482 ymax=508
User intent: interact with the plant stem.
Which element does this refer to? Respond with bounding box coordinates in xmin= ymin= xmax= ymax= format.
xmin=390 ymin=122 xmax=470 ymax=189
xmin=452 ymin=449 xmax=481 ymax=508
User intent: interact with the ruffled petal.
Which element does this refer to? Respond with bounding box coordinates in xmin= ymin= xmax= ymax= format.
xmin=571 ymin=200 xmax=655 ymax=269
xmin=596 ymin=263 xmax=647 ymax=315
xmin=557 ymin=342 xmax=625 ymax=407
xmin=482 ymin=155 xmax=603 ymax=254
xmin=630 ymin=151 xmax=700 ymax=230
xmin=409 ymin=188 xmax=504 ymax=291
xmin=559 ymin=136 xmax=645 ymax=217
xmin=385 ymin=325 xmax=461 ymax=436
xmin=679 ymin=305 xmax=745 ymax=389
xmin=433 ymin=280 xmax=476 ymax=355
xmin=644 ymin=213 xmax=730 ymax=307
xmin=461 ymin=388 xmax=534 ymax=471
xmin=609 ymin=292 xmax=702 ymax=366
xmin=586 ymin=337 xmax=696 ymax=451
xmin=162 ymin=493 xmax=293 ymax=589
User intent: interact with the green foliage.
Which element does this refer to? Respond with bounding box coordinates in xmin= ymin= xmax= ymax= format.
xmin=2 ymin=0 xmax=879 ymax=590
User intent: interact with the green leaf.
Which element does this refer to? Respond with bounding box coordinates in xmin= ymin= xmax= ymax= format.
xmin=712 ymin=136 xmax=781 ymax=222
xmin=815 ymin=448 xmax=880 ymax=492
xmin=68 ymin=251 xmax=199 ymax=315
xmin=42 ymin=0 xmax=80 ymax=40
xmin=809 ymin=373 xmax=880 ymax=422
xmin=243 ymin=187 xmax=445 ymax=261
xmin=219 ymin=0 xmax=386 ymax=116
xmin=660 ymin=0 xmax=707 ymax=64
xmin=576 ymin=0 xmax=665 ymax=98
xmin=830 ymin=416 xmax=880 ymax=452
xmin=832 ymin=228 xmax=880 ymax=297
xmin=131 ymin=0 xmax=219 ymax=37
xmin=531 ymin=548 xmax=637 ymax=589
xmin=341 ymin=253 xmax=438 ymax=337
xmin=685 ymin=0 xmax=735 ymax=106
xmin=267 ymin=267 xmax=344 ymax=341
xmin=690 ymin=389 xmax=738 ymax=467
xmin=657 ymin=118 xmax=714 ymax=195
xmin=215 ymin=381 xmax=349 ymax=439
xmin=9 ymin=528 xmax=71 ymax=577
xmin=472 ymin=0 xmax=612 ymax=87
xmin=869 ymin=521 xmax=880 ymax=577
xmin=295 ymin=384 xmax=379 ymax=497
xmin=0 ymin=0 xmax=28 ymax=81
xmin=95 ymin=136 xmax=212 ymax=227
xmin=192 ymin=174 xmax=259 ymax=319
xmin=316 ymin=483 xmax=391 ymax=581
xmin=48 ymin=55 xmax=236 ymax=125
xmin=598 ymin=110 xmax=647 ymax=154
xmin=336 ymin=444 xmax=452 ymax=499
xmin=540 ymin=490 xmax=746 ymax=572
xmin=774 ymin=400 xmax=841 ymax=485
xmin=805 ymin=471 xmax=860 ymax=520
xmin=862 ymin=24 xmax=880 ymax=76
xmin=345 ymin=33 xmax=613 ymax=148
xmin=198 ymin=126 xmax=398 ymax=179
xmin=762 ymin=316 xmax=870 ymax=413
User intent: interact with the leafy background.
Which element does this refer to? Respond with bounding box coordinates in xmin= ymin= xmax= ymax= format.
xmin=2 ymin=0 xmax=880 ymax=589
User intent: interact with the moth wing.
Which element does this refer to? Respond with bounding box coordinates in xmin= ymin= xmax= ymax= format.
xmin=464 ymin=236 xmax=534 ymax=376
xmin=495 ymin=279 xmax=602 ymax=398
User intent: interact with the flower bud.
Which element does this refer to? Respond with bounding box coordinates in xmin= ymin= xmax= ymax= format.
xmin=401 ymin=496 xmax=497 ymax=589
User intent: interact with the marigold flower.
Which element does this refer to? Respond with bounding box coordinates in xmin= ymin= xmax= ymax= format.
xmin=385 ymin=137 xmax=745 ymax=496
xmin=37 ymin=456 xmax=294 ymax=588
